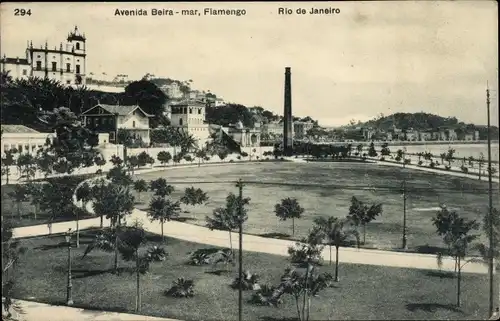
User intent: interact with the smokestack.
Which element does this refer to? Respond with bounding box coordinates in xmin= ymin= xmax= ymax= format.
xmin=283 ymin=67 xmax=293 ymax=155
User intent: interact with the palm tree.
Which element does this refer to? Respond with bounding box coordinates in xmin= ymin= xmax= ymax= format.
xmin=179 ymin=131 xmax=197 ymax=154
xmin=147 ymin=196 xmax=181 ymax=240
xmin=313 ymin=217 xmax=360 ymax=281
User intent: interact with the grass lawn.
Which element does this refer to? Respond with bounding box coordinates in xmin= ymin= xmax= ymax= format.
xmin=133 ymin=162 xmax=499 ymax=253
xmin=11 ymin=229 xmax=495 ymax=320
xmin=1 ymin=175 xmax=94 ymax=228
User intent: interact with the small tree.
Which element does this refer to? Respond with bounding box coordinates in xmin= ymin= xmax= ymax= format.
xmin=107 ymin=165 xmax=133 ymax=186
xmin=118 ymin=222 xmax=167 ymax=312
xmin=206 ymin=192 xmax=250 ymax=257
xmin=1 ymin=149 xmax=16 ymax=184
xmin=150 ymin=178 xmax=174 ymax=198
xmin=380 ymin=143 xmax=391 ymax=156
xmin=17 ymin=153 xmax=36 ymax=182
xmin=26 ymin=183 xmax=43 ymax=220
xmin=275 ymin=198 xmax=305 ymax=236
xmin=218 ymin=150 xmax=228 ymax=162
xmin=8 ymin=185 xmax=29 ymax=219
xmin=432 ymin=208 xmax=479 ymax=307
xmin=147 ymin=197 xmax=181 ymax=240
xmin=110 ymin=155 xmax=123 ymax=167
xmin=183 ymin=154 xmax=194 ymax=164
xmin=75 ymin=182 xmax=93 ymax=248
xmin=313 ymin=217 xmax=360 ymax=281
xmin=133 ymin=179 xmax=148 ymax=202
xmin=195 ymin=149 xmax=207 ymax=167
xmin=347 ymin=196 xmax=382 ymax=245
xmin=180 ymin=187 xmax=209 ymax=213
xmin=126 ymin=155 xmax=140 ymax=174
xmin=367 ymin=142 xmax=377 ymax=157
xmin=157 ymin=151 xmax=172 ymax=167
xmin=445 ymin=148 xmax=456 ymax=167
xmin=395 ymin=149 xmax=404 ymax=162
xmin=94 ymin=155 xmax=106 ymax=173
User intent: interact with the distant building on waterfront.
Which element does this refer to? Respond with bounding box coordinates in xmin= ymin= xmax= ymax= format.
xmin=1 ymin=26 xmax=87 ymax=86
xmin=169 ymin=100 xmax=211 ymax=148
xmin=293 ymin=121 xmax=314 ymax=139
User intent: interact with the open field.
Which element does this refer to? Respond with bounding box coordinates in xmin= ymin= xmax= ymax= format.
xmin=134 ymin=161 xmax=499 ymax=252
xmin=11 ymin=229 xmax=495 ymax=320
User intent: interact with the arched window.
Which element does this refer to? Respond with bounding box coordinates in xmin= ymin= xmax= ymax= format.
xmin=76 ymin=43 xmax=80 ymax=50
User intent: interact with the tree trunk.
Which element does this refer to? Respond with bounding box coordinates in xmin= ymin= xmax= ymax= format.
xmin=136 ymin=250 xmax=141 ymax=312
xmin=295 ymin=298 xmax=302 ymax=321
xmin=329 ymin=245 xmax=332 ymax=265
xmin=292 ymin=218 xmax=295 ymax=236
xmin=114 ymin=227 xmax=119 ymax=274
xmin=335 ymin=246 xmax=340 ymax=282
xmin=303 ymin=264 xmax=310 ymax=321
xmin=76 ymin=213 xmax=80 ymax=248
xmin=17 ymin=202 xmax=21 ymax=219
xmin=161 ymin=219 xmax=164 ymax=241
xmin=34 ymin=204 xmax=38 ymax=220
xmin=229 ymin=230 xmax=233 ymax=259
xmin=100 ymin=213 xmax=103 ymax=228
xmin=362 ymin=224 xmax=366 ymax=245
xmin=456 ymin=257 xmax=461 ymax=307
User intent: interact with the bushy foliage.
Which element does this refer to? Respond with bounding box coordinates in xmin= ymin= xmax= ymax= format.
xmin=165 ymin=278 xmax=195 ymax=298
xmin=231 ymin=271 xmax=261 ymax=291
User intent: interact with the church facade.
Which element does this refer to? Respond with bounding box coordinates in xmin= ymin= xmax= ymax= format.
xmin=1 ymin=26 xmax=87 ymax=86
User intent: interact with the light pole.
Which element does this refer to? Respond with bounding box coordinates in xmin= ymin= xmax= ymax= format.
xmin=486 ymin=84 xmax=495 ymax=316
xmin=402 ymin=179 xmax=408 ymax=250
xmin=236 ymin=179 xmax=244 ymax=321
xmin=65 ymin=228 xmax=74 ymax=306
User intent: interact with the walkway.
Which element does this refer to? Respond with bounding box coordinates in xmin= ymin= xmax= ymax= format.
xmin=4 ymin=299 xmax=179 ymax=321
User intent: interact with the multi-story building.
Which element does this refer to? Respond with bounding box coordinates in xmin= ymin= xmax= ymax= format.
xmin=293 ymin=121 xmax=314 ymax=139
xmin=1 ymin=26 xmax=87 ymax=86
xmin=169 ymin=100 xmax=211 ymax=148
xmin=262 ymin=120 xmax=284 ymax=137
xmin=81 ymin=104 xmax=153 ymax=145
xmin=419 ymin=131 xmax=433 ymax=141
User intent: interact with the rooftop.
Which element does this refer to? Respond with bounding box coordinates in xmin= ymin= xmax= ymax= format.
xmin=83 ymin=104 xmax=153 ymax=117
xmin=1 ymin=57 xmax=29 ymax=65
xmin=1 ymin=125 xmax=40 ymax=134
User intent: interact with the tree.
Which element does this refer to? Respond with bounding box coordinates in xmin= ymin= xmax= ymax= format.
xmin=380 ymin=143 xmax=391 ymax=156
xmin=16 ymin=153 xmax=36 ymax=182
xmin=118 ymin=222 xmax=167 ymax=312
xmin=478 ymin=153 xmax=486 ymax=180
xmin=157 ymin=151 xmax=172 ymax=166
xmin=180 ymin=187 xmax=209 ymax=213
xmin=75 ymin=182 xmax=93 ymax=248
xmin=147 ymin=197 xmax=181 ymax=240
xmin=26 ymin=182 xmax=43 ymax=220
xmin=35 ymin=147 xmax=56 ymax=178
xmin=195 ymin=149 xmax=207 ymax=167
xmin=107 ymin=164 xmax=133 ymax=186
xmin=367 ymin=142 xmax=378 ymax=157
xmin=432 ymin=207 xmax=479 ymax=307
xmin=8 ymin=185 xmax=29 ymax=219
xmin=445 ymin=147 xmax=456 ymax=167
xmin=92 ymin=184 xmax=135 ymax=273
xmin=2 ymin=220 xmax=26 ymax=319
xmin=356 ymin=144 xmax=363 ymax=157
xmin=90 ymin=178 xmax=108 ymax=228
xmin=183 ymin=154 xmax=194 ymax=164
xmin=133 ymin=179 xmax=148 ymax=202
xmin=395 ymin=149 xmax=404 ymax=162
xmin=313 ymin=217 xmax=360 ymax=281
xmin=1 ymin=149 xmax=16 ymax=184
xmin=94 ymin=154 xmax=106 ymax=174
xmin=278 ymin=265 xmax=333 ymax=321
xmin=275 ymin=198 xmax=305 ymax=236
xmin=218 ymin=150 xmax=228 ymax=162
xmin=125 ymin=155 xmax=140 ymax=174
xmin=205 ymin=192 xmax=250 ymax=256
xmin=110 ymin=155 xmax=123 ymax=167
xmin=150 ymin=178 xmax=174 ymax=198
xmin=124 ymin=79 xmax=168 ymax=128
xmin=347 ymin=196 xmax=383 ymax=245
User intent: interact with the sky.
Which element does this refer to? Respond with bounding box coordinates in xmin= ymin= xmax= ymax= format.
xmin=1 ymin=1 xmax=498 ymax=126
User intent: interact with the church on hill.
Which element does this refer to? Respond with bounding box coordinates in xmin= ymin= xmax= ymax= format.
xmin=1 ymin=26 xmax=87 ymax=86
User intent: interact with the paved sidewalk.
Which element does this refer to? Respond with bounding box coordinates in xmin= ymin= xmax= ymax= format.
xmin=4 ymin=299 xmax=180 ymax=321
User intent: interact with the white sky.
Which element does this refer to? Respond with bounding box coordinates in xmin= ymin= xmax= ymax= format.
xmin=1 ymin=1 xmax=498 ymax=126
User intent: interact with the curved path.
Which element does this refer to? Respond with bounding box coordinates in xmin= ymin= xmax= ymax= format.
xmin=12 ymin=160 xmax=492 ymax=275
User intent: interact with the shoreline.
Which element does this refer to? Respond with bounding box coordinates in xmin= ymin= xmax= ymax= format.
xmin=316 ymin=140 xmax=499 ymax=146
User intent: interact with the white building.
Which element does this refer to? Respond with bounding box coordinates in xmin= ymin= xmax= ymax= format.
xmin=169 ymin=100 xmax=211 ymax=148
xmin=81 ymin=104 xmax=153 ymax=145
xmin=1 ymin=26 xmax=87 ymax=86
xmin=293 ymin=121 xmax=314 ymax=139
xmin=1 ymin=125 xmax=55 ymax=157
xmin=161 ymin=82 xmax=184 ymax=99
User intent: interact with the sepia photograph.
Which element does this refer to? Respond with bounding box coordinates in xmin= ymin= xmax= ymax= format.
xmin=0 ymin=1 xmax=499 ymax=321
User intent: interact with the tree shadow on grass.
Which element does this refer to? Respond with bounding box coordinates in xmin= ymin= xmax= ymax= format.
xmin=72 ymin=268 xmax=116 ymax=279
xmin=172 ymin=217 xmax=196 ymax=223
xmin=406 ymin=303 xmax=463 ymax=313
xmin=424 ymin=270 xmax=455 ymax=279
xmin=259 ymin=233 xmax=291 ymax=239
xmin=260 ymin=317 xmax=300 ymax=321
xmin=205 ymin=269 xmax=232 ymax=276
xmin=413 ymin=244 xmax=448 ymax=255
xmin=34 ymin=240 xmax=94 ymax=251
xmin=49 ymin=301 xmax=128 ymax=314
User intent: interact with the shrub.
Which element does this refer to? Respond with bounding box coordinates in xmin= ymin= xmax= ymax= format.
xmin=229 ymin=159 xmax=234 ymax=163
xmin=279 ymin=157 xmax=285 ymax=161
xmin=461 ymin=165 xmax=469 ymax=173
xmin=231 ymin=271 xmax=261 ymax=291
xmin=395 ymin=155 xmax=402 ymax=162
xmin=445 ymin=165 xmax=451 ymax=170
xmin=287 ymin=241 xmax=323 ymax=266
xmin=256 ymin=156 xmax=259 ymax=160
xmin=404 ymin=159 xmax=411 ymax=165
xmin=430 ymin=161 xmax=436 ymax=168
xmin=379 ymin=157 xmax=385 ymax=161
xmin=249 ymin=284 xmax=284 ymax=307
xmin=240 ymin=152 xmax=248 ymax=157
xmin=165 ymin=278 xmax=195 ymax=298
xmin=237 ymin=156 xmax=241 ymax=160
xmin=418 ymin=160 xmax=423 ymax=166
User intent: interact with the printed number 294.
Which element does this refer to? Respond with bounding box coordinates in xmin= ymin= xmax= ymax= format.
xmin=14 ymin=9 xmax=32 ymax=16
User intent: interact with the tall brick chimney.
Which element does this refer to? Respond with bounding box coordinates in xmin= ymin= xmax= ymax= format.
xmin=283 ymin=67 xmax=293 ymax=155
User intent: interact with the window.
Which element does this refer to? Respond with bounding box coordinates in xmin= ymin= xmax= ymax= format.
xmin=75 ymin=64 xmax=80 ymax=74
xmin=179 ymin=118 xmax=183 ymax=125
xmin=36 ymin=61 xmax=42 ymax=70
xmin=189 ymin=108 xmax=193 ymax=114
xmin=86 ymin=118 xmax=91 ymax=125
xmin=3 ymin=144 xmax=8 ymax=152
xmin=52 ymin=62 xmax=57 ymax=71
xmin=132 ymin=121 xmax=136 ymax=128
xmin=37 ymin=55 xmax=41 ymax=58
xmin=109 ymin=132 xmax=115 ymax=141
xmin=66 ymin=80 xmax=71 ymax=84
xmin=22 ymin=69 xmax=27 ymax=76
xmin=18 ymin=145 xmax=23 ymax=153
xmin=66 ymin=63 xmax=71 ymax=72
xmin=76 ymin=43 xmax=80 ymax=50
xmin=198 ymin=109 xmax=201 ymax=114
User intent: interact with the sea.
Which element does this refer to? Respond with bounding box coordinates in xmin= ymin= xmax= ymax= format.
xmin=387 ymin=143 xmax=499 ymax=161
